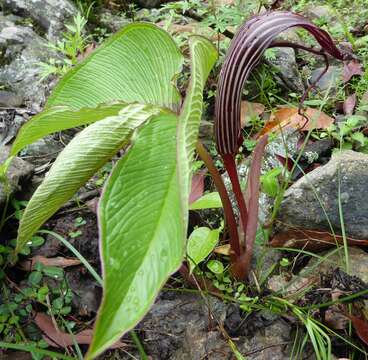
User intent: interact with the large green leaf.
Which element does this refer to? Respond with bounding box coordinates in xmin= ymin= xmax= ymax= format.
xmin=16 ymin=104 xmax=164 ymax=253
xmin=47 ymin=23 xmax=183 ymax=111
xmin=10 ymin=103 xmax=127 ymax=156
xmin=87 ymin=35 xmax=217 ymax=359
xmin=187 ymin=227 xmax=220 ymax=273
xmin=176 ymin=36 xmax=217 ymax=230
xmin=88 ymin=115 xmax=184 ymax=358
xmin=189 ymin=192 xmax=222 ymax=210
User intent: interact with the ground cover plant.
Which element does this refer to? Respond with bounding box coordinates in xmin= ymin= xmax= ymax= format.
xmin=0 ymin=0 xmax=368 ymax=359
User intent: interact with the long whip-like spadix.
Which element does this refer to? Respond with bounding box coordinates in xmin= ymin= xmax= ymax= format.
xmin=214 ymin=11 xmax=346 ymax=279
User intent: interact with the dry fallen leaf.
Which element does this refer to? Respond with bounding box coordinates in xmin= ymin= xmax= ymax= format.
xmin=343 ymin=93 xmax=357 ymax=115
xmin=347 ymin=314 xmax=368 ymax=346
xmin=19 ymin=256 xmax=81 ymax=271
xmin=34 ymin=312 xmax=125 ymax=348
xmin=240 ymin=101 xmax=265 ymax=128
xmin=258 ymin=106 xmax=334 ymax=137
xmin=343 ymin=60 xmax=364 ymax=83
xmin=270 ymin=227 xmax=368 ymax=250
xmin=214 ymin=244 xmax=231 ymax=256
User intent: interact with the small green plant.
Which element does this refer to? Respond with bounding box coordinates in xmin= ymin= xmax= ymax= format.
xmin=39 ymin=12 xmax=90 ymax=80
xmin=317 ymin=114 xmax=368 ymax=151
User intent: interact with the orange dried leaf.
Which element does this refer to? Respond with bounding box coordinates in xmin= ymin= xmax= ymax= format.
xmin=214 ymin=244 xmax=231 ymax=255
xmin=259 ymin=106 xmax=334 ymax=136
xmin=347 ymin=315 xmax=368 ymax=346
xmin=34 ymin=312 xmax=125 ymax=348
xmin=19 ymin=256 xmax=81 ymax=271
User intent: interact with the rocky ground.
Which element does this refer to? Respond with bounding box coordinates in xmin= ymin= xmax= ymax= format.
xmin=0 ymin=0 xmax=367 ymax=359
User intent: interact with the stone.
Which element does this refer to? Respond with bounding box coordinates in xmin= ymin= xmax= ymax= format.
xmin=277 ymin=151 xmax=368 ymax=239
xmin=137 ymin=292 xmax=229 ymax=359
xmin=304 ymin=5 xmax=335 ymax=21
xmin=266 ymin=47 xmax=304 ymax=93
xmin=23 ymin=135 xmax=64 ymax=164
xmin=269 ymin=247 xmax=368 ymax=295
xmin=237 ymin=318 xmax=292 ymax=359
xmin=135 ymin=291 xmax=298 ymax=359
xmin=2 ymin=0 xmax=77 ymax=41
xmin=309 ymin=247 xmax=368 ymax=283
xmin=0 ymin=145 xmax=34 ymax=211
xmin=98 ymin=9 xmax=129 ymax=33
xmin=0 ymin=111 xmax=25 ymax=147
xmin=310 ymin=66 xmax=342 ymax=93
xmin=0 ymin=90 xmax=23 ymax=107
xmin=136 ymin=0 xmax=173 ymax=8
xmin=65 ymin=270 xmax=102 ymax=316
xmin=0 ymin=15 xmax=55 ymax=111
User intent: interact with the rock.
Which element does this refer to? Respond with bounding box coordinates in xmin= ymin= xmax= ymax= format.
xmin=310 ymin=247 xmax=368 ymax=283
xmin=304 ymin=5 xmax=335 ymax=21
xmin=135 ymin=291 xmax=298 ymax=359
xmin=136 ymin=0 xmax=174 ymax=8
xmin=98 ymin=9 xmax=129 ymax=33
xmin=0 ymin=110 xmax=25 ymax=146
xmin=277 ymin=151 xmax=368 ymax=239
xmin=0 ymin=145 xmax=34 ymax=211
xmin=269 ymin=247 xmax=367 ymax=295
xmin=66 ymin=269 xmax=102 ymax=316
xmin=0 ymin=90 xmax=23 ymax=107
xmin=22 ymin=135 xmax=64 ymax=164
xmin=310 ymin=66 xmax=342 ymax=93
xmin=138 ymin=292 xmax=229 ymax=360
xmin=0 ymin=15 xmax=55 ymax=111
xmin=2 ymin=0 xmax=77 ymax=41
xmin=237 ymin=317 xmax=293 ymax=359
xmin=266 ymin=47 xmax=304 ymax=93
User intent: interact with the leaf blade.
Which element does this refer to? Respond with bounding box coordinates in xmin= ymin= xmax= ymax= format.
xmin=187 ymin=227 xmax=219 ymax=273
xmin=88 ymin=114 xmax=184 ymax=358
xmin=47 ymin=23 xmax=183 ymax=111
xmin=176 ymin=35 xmax=218 ymax=231
xmin=11 ymin=103 xmax=128 ymax=156
xmin=16 ymin=104 xmax=162 ymax=253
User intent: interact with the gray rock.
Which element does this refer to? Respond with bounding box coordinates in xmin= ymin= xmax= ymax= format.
xmin=136 ymin=292 xmax=298 ymax=359
xmin=23 ymin=135 xmax=63 ymax=164
xmin=237 ymin=318 xmax=292 ymax=359
xmin=98 ymin=9 xmax=129 ymax=33
xmin=266 ymin=47 xmax=304 ymax=93
xmin=138 ymin=293 xmax=229 ymax=360
xmin=0 ymin=90 xmax=23 ymax=107
xmin=304 ymin=5 xmax=335 ymax=21
xmin=269 ymin=247 xmax=368 ymax=294
xmin=2 ymin=0 xmax=77 ymax=41
xmin=66 ymin=270 xmax=101 ymax=316
xmin=307 ymin=247 xmax=368 ymax=283
xmin=0 ymin=16 xmax=54 ymax=111
xmin=136 ymin=0 xmax=174 ymax=8
xmin=0 ymin=111 xmax=25 ymax=146
xmin=0 ymin=145 xmax=34 ymax=211
xmin=310 ymin=66 xmax=342 ymax=93
xmin=277 ymin=150 xmax=368 ymax=239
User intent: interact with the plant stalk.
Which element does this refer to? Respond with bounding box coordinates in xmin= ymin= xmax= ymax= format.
xmin=196 ymin=142 xmax=240 ymax=258
xmin=222 ymin=154 xmax=248 ymax=254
